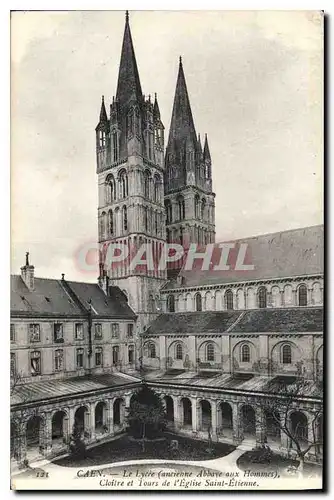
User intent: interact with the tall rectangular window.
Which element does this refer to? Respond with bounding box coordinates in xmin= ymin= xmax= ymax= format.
xmin=75 ymin=323 xmax=84 ymax=340
xmin=112 ymin=346 xmax=119 ymax=364
xmin=54 ymin=323 xmax=64 ymax=343
xmin=10 ymin=324 xmax=15 ymax=342
xmin=31 ymin=350 xmax=41 ymax=375
xmin=29 ymin=324 xmax=40 ymax=342
xmin=113 ymin=132 xmax=118 ymax=162
xmin=76 ymin=348 xmax=84 ymax=368
xmin=111 ymin=323 xmax=120 ymax=338
xmin=127 ymin=324 xmax=134 ymax=338
xmin=95 ymin=347 xmax=103 ymax=367
xmin=55 ymin=349 xmax=64 ymax=371
xmin=128 ymin=345 xmax=134 ymax=364
xmin=95 ymin=323 xmax=103 ymax=339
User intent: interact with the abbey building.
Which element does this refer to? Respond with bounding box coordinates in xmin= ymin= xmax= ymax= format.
xmin=11 ymin=12 xmax=323 ymax=468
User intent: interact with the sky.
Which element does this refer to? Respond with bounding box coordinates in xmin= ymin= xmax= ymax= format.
xmin=11 ymin=10 xmax=323 ymax=282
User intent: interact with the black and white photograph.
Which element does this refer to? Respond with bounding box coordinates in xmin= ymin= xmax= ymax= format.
xmin=10 ymin=9 xmax=324 ymax=491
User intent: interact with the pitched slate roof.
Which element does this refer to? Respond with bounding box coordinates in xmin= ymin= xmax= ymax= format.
xmin=11 ymin=373 xmax=141 ymax=406
xmin=145 ymin=311 xmax=240 ymax=335
xmin=145 ymin=307 xmax=323 ymax=336
xmin=164 ymin=225 xmax=324 ymax=290
xmin=11 ymin=276 xmax=136 ymax=319
xmin=231 ymin=307 xmax=323 ymax=333
xmin=146 ymin=371 xmax=322 ymax=400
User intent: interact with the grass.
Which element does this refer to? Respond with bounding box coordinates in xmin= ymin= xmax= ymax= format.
xmin=54 ymin=432 xmax=236 ymax=467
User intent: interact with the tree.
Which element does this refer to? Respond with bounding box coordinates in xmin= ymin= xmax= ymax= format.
xmin=127 ymin=385 xmax=167 ymax=451
xmin=249 ymin=373 xmax=323 ymax=473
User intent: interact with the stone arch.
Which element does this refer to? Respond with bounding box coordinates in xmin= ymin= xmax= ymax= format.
xmin=240 ymin=404 xmax=256 ymax=438
xmin=199 ymin=400 xmax=212 ymax=431
xmin=74 ymin=406 xmax=89 ymax=437
xmin=284 ymin=284 xmax=293 ymax=306
xmin=113 ymin=398 xmax=125 ymax=427
xmin=233 ymin=340 xmax=257 ymax=366
xmin=297 ymin=283 xmax=308 ymax=306
xmin=186 ymin=292 xmax=192 ymax=311
xmin=51 ymin=410 xmax=68 ymax=445
xmin=257 ymin=286 xmax=267 ymax=308
xmin=180 ymin=397 xmax=192 ymax=427
xmin=167 ymin=294 xmax=175 ymax=312
xmin=178 ymin=294 xmax=184 ymax=312
xmin=195 ymin=292 xmax=202 ymax=311
xmin=197 ymin=339 xmax=220 ymax=364
xmin=265 ymin=410 xmax=281 ymax=444
xmin=95 ymin=401 xmax=108 ymax=434
xmin=271 ymin=341 xmax=301 ymax=372
xmin=214 ymin=290 xmax=223 ymax=310
xmin=26 ymin=415 xmax=44 ymax=451
xmin=168 ymin=339 xmax=188 ymax=362
xmin=247 ymin=287 xmax=255 ymax=309
xmin=143 ymin=339 xmax=159 ymax=359
xmin=164 ymin=396 xmax=174 ymax=423
xmin=224 ymin=289 xmax=234 ymax=310
xmin=289 ymin=410 xmax=308 ymax=448
xmin=219 ymin=402 xmax=233 ymax=436
xmin=204 ymin=291 xmax=212 ymax=311
xmin=105 ymin=173 xmax=116 ymax=203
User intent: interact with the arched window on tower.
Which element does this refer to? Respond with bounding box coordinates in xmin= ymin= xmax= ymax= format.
xmin=108 ymin=209 xmax=114 ymax=236
xmin=225 ymin=290 xmax=234 ymax=310
xmin=105 ymin=174 xmax=116 ymax=204
xmin=241 ymin=344 xmax=250 ymax=363
xmin=175 ymin=343 xmax=183 ymax=360
xmin=258 ymin=286 xmax=267 ymax=308
xmin=112 ymin=131 xmax=118 ymax=162
xmin=281 ymin=344 xmax=292 ymax=364
xmin=100 ymin=212 xmax=107 ymax=239
xmin=119 ymin=170 xmax=128 ymax=199
xmin=122 ymin=206 xmax=128 ymax=232
xmin=195 ymin=293 xmax=202 ymax=312
xmin=298 ymin=285 xmax=308 ymax=306
xmin=167 ymin=295 xmax=175 ymax=312
xmin=155 ymin=212 xmax=158 ymax=235
xmin=165 ymin=200 xmax=172 ymax=224
xmin=201 ymin=199 xmax=206 ymax=220
xmin=144 ymin=206 xmax=148 ymax=232
xmin=154 ymin=174 xmax=161 ymax=203
xmin=144 ymin=170 xmax=151 ymax=199
xmin=178 ymin=196 xmax=185 ymax=220
xmin=194 ymin=194 xmax=200 ymax=218
xmin=206 ymin=343 xmax=215 ymax=362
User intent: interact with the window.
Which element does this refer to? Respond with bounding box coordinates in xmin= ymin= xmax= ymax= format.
xmin=105 ymin=175 xmax=115 ymax=204
xmin=112 ymin=131 xmax=118 ymax=162
xmin=282 ymin=344 xmax=292 ymax=364
xmin=201 ymin=199 xmax=206 ymax=220
xmin=99 ymin=130 xmax=106 ymax=147
xmin=155 ymin=212 xmax=158 ymax=235
xmin=128 ymin=345 xmax=135 ymax=364
xmin=225 ymin=290 xmax=234 ymax=310
xmin=195 ymin=293 xmax=202 ymax=312
xmin=75 ymin=323 xmax=84 ymax=340
xmin=95 ymin=323 xmax=102 ymax=339
xmin=76 ymin=348 xmax=84 ymax=368
xmin=180 ymin=226 xmax=183 ymax=246
xmin=55 ymin=349 xmax=64 ymax=371
xmin=54 ymin=323 xmax=63 ymax=343
xmin=127 ymin=324 xmax=134 ymax=338
xmin=95 ymin=347 xmax=103 ymax=367
xmin=108 ymin=210 xmax=114 ymax=235
xmin=206 ymin=343 xmax=215 ymax=362
xmin=241 ymin=344 xmax=250 ymax=363
xmin=175 ymin=343 xmax=183 ymax=360
xmin=31 ymin=350 xmax=41 ymax=375
xmin=111 ymin=323 xmax=120 ymax=338
xmin=112 ymin=346 xmax=119 ymax=364
xmin=194 ymin=195 xmax=200 ymax=218
xmin=10 ymin=324 xmax=15 ymax=342
xmin=147 ymin=342 xmax=156 ymax=358
xmin=10 ymin=353 xmax=16 ymax=375
xmin=167 ymin=295 xmax=175 ymax=312
xmin=29 ymin=324 xmax=40 ymax=342
xmin=154 ymin=175 xmax=160 ymax=202
xmin=144 ymin=206 xmax=148 ymax=232
xmin=258 ymin=287 xmax=267 ymax=308
xmin=298 ymin=285 xmax=308 ymax=306
xmin=144 ymin=171 xmax=150 ymax=199
xmin=123 ymin=206 xmax=128 ymax=231
xmin=178 ymin=197 xmax=185 ymax=220
xmin=165 ymin=201 xmax=172 ymax=225
xmin=119 ymin=171 xmax=128 ymax=198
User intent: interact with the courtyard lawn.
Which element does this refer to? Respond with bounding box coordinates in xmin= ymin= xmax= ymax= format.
xmin=54 ymin=433 xmax=236 ymax=467
xmin=237 ymin=448 xmax=322 ymax=479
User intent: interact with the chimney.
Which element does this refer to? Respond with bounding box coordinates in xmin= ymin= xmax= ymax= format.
xmin=20 ymin=252 xmax=35 ymax=290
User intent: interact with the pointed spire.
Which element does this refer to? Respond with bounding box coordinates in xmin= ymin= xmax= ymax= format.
xmin=116 ymin=11 xmax=143 ymax=107
xmin=153 ymin=92 xmax=161 ymax=120
xmin=99 ymin=95 xmax=108 ymax=123
xmin=197 ymin=133 xmax=202 ymax=153
xmin=203 ymin=133 xmax=211 ymax=162
xmin=167 ymin=57 xmax=197 ymax=151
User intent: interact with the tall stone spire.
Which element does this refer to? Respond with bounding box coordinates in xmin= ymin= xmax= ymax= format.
xmin=166 ymin=56 xmax=197 ymax=152
xmin=116 ymin=11 xmax=143 ymax=108
xmin=99 ymin=95 xmax=108 ymax=123
xmin=203 ymin=133 xmax=211 ymax=162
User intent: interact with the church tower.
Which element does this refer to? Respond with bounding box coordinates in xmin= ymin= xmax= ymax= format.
xmin=164 ymin=57 xmax=216 ymax=275
xmin=96 ymin=12 xmax=166 ymax=331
